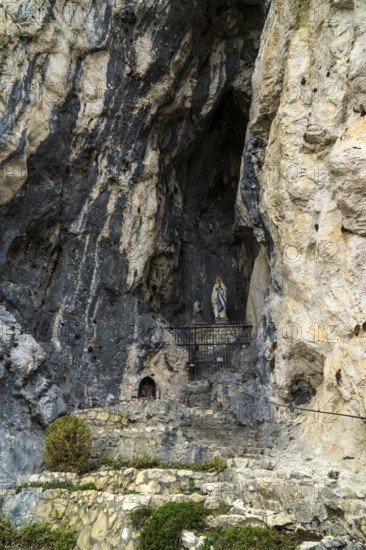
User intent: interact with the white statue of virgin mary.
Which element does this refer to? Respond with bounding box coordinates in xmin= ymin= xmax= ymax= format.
xmin=211 ymin=276 xmax=227 ymax=319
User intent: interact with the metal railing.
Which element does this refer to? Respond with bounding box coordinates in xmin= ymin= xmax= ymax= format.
xmin=170 ymin=322 xmax=252 ymax=380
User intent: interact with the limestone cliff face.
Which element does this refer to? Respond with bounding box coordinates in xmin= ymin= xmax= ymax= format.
xmin=240 ymin=0 xmax=366 ymax=456
xmin=0 ymin=0 xmax=265 ymax=481
xmin=1 ymin=0 xmax=365 ymax=487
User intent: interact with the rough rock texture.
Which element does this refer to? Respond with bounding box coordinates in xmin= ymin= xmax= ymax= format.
xmin=1 ymin=468 xmax=227 ymax=550
xmin=1 ymin=3 xmax=366 ymax=543
xmin=2 ymin=463 xmax=366 ymax=548
xmin=0 ymin=306 xmax=58 ymax=485
xmin=0 ymin=0 xmax=266 ymax=481
xmin=74 ymin=398 xmax=272 ymax=464
xmin=239 ymin=0 xmax=366 ymax=463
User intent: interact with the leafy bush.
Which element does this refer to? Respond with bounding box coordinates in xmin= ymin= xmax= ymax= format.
xmin=139 ymin=502 xmax=209 ymax=550
xmin=0 ymin=517 xmax=77 ymax=549
xmin=44 ymin=415 xmax=92 ymax=472
xmin=201 ymin=525 xmax=297 ymax=550
xmin=128 ymin=505 xmax=155 ymax=530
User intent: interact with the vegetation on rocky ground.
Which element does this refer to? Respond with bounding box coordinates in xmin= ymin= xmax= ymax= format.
xmin=100 ymin=454 xmax=163 ymax=470
xmin=138 ymin=501 xmax=209 ymax=550
xmin=129 ymin=502 xmax=297 ymax=550
xmin=201 ymin=525 xmax=297 ymax=549
xmin=129 ymin=502 xmax=232 ymax=535
xmin=128 ymin=505 xmax=155 ymax=530
xmin=209 ymin=503 xmax=232 ymax=515
xmin=44 ymin=415 xmax=92 ymax=473
xmin=15 ymin=480 xmax=97 ymax=495
xmin=100 ymin=453 xmax=226 ymax=472
xmin=0 ymin=517 xmax=77 ymax=549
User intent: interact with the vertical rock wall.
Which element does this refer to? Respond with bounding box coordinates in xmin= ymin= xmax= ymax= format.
xmin=2 ymin=0 xmax=364 ymax=484
xmin=0 ymin=0 xmax=266 ymax=482
xmin=240 ymin=0 xmax=366 ymax=457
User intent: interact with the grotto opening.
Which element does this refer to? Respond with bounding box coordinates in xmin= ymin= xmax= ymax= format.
xmin=150 ymin=91 xmax=260 ymax=325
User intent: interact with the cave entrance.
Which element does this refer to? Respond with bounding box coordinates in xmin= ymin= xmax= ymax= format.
xmin=165 ymin=91 xmax=259 ymax=323
xmin=138 ymin=376 xmax=156 ymax=399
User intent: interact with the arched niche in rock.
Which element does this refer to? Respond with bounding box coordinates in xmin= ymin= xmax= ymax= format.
xmin=138 ymin=376 xmax=156 ymax=399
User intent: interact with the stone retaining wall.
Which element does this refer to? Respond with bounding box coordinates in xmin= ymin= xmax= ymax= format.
xmin=4 ymin=468 xmax=222 ymax=549
xmin=71 ymin=401 xmax=234 ymax=464
xmin=3 ymin=464 xmax=366 ymax=549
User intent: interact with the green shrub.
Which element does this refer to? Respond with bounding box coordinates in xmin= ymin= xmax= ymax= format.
xmin=210 ymin=503 xmax=232 ymax=515
xmin=130 ymin=502 xmax=296 ymax=550
xmin=201 ymin=525 xmax=297 ymax=550
xmin=44 ymin=415 xmax=92 ymax=472
xmin=0 ymin=517 xmax=77 ymax=549
xmin=201 ymin=528 xmax=220 ymax=549
xmin=0 ymin=517 xmax=12 ymax=546
xmin=128 ymin=505 xmax=155 ymax=530
xmin=139 ymin=501 xmax=209 ymax=550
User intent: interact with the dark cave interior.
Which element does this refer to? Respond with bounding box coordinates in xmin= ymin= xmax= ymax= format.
xmin=161 ymin=92 xmax=259 ymax=324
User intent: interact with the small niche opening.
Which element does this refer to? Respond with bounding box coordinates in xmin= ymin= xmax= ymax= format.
xmin=138 ymin=376 xmax=156 ymax=399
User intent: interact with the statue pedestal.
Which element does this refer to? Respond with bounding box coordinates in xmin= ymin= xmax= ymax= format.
xmin=215 ymin=317 xmax=228 ymax=325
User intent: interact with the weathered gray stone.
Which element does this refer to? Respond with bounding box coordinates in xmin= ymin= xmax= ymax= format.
xmin=0 ymin=0 xmax=266 ymax=484
xmin=1 ymin=3 xmax=366 ymax=550
xmin=322 ymin=538 xmax=347 ymax=549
